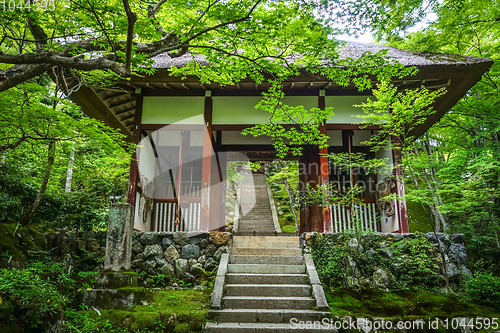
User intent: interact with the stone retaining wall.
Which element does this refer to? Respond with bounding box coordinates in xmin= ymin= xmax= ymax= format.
xmin=131 ymin=231 xmax=231 ymax=285
xmin=301 ymin=232 xmax=471 ymax=290
xmin=44 ymin=230 xmax=231 ymax=286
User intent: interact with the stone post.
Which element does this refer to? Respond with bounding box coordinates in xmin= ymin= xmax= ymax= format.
xmin=104 ymin=203 xmax=134 ymax=271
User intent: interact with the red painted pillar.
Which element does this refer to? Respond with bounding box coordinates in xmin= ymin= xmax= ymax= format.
xmin=299 ymin=154 xmax=310 ymax=233
xmin=391 ymin=136 xmax=409 ymax=233
xmin=319 ymin=92 xmax=331 ymax=232
xmin=299 ymin=145 xmax=324 ymax=233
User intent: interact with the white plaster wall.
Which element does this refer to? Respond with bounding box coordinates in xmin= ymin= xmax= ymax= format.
xmin=134 ymin=192 xmax=152 ymax=231
xmin=142 ymin=95 xmax=373 ymax=125
xmin=137 ymin=135 xmax=156 ymax=183
xmin=142 ymin=97 xmax=205 ymax=124
xmin=213 ymin=97 xmax=266 ymax=124
xmin=325 ymin=96 xmax=371 ymax=124
xmin=375 ymin=140 xmax=399 ymax=232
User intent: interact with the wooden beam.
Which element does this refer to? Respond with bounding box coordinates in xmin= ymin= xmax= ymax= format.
xmin=96 ymin=86 xmax=134 ymax=93
xmin=127 ymin=94 xmax=143 ymax=208
xmin=120 ymin=113 xmax=136 ymax=122
xmin=181 ymin=83 xmax=190 ymax=90
xmin=125 ymin=82 xmax=141 ymax=89
xmin=114 ymin=105 xmax=136 ymax=116
xmin=322 ymin=82 xmax=333 ymax=90
xmin=102 ymin=92 xmax=130 ymax=101
xmin=108 ymin=98 xmax=136 ymax=109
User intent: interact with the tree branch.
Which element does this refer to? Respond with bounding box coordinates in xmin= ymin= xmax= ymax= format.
xmin=0 ymin=52 xmax=128 ymax=75
xmin=148 ymin=0 xmax=168 ymax=35
xmin=122 ymin=0 xmax=137 ymax=73
xmin=183 ymin=0 xmax=262 ymax=45
xmin=0 ymin=64 xmax=53 ymax=93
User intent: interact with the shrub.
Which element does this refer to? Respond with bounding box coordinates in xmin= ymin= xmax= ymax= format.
xmin=466 ymin=273 xmax=500 ymax=309
xmin=271 ymin=183 xmax=281 ymax=192
xmin=310 ymin=233 xmax=441 ymax=290
xmin=285 ymin=213 xmax=295 ymax=221
xmin=281 ymin=206 xmax=291 ymax=212
xmin=0 ymin=268 xmax=67 ymax=328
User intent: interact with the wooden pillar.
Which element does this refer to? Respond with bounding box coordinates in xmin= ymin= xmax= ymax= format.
xmin=127 ymin=92 xmax=143 ymax=208
xmin=210 ymin=146 xmax=226 ymax=232
xmin=219 ymin=152 xmax=227 ymax=231
xmin=319 ymin=91 xmax=331 ymax=232
xmin=299 ymin=154 xmax=310 ymax=233
xmin=299 ymin=145 xmax=324 ymax=233
xmin=391 ymin=136 xmax=409 ymax=233
xmin=201 ymin=91 xmax=212 ymax=231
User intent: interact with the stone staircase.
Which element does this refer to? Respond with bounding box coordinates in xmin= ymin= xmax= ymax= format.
xmin=237 ymin=172 xmax=276 ymax=233
xmin=205 ymin=236 xmax=330 ymax=332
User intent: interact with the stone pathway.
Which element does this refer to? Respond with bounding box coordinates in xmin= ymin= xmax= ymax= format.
xmin=205 ymin=236 xmax=331 ymax=332
xmin=237 ymin=172 xmax=276 ymax=233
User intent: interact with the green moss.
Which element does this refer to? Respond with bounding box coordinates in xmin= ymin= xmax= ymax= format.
xmin=326 ymin=287 xmax=500 ymax=319
xmin=173 ymin=323 xmax=190 ymax=333
xmin=130 ymin=312 xmax=161 ymax=330
xmin=94 ymin=289 xmax=211 ymax=332
xmin=137 ymin=289 xmax=210 ymax=315
xmin=406 ymin=200 xmax=434 ymax=233
xmin=0 ymin=223 xmax=47 ymax=265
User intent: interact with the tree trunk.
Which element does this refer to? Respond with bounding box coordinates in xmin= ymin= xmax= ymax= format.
xmin=65 ymin=149 xmax=75 ymax=192
xmin=434 ymin=228 xmax=452 ymax=295
xmin=406 ymin=150 xmax=451 ymax=294
xmin=20 ymin=140 xmax=57 ymax=226
xmin=413 ymin=143 xmax=449 ymax=230
xmin=283 ymin=178 xmax=299 ymax=233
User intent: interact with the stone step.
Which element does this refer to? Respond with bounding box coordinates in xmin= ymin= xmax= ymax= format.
xmin=233 ymin=236 xmax=299 ymax=242
xmin=208 ymin=309 xmax=331 ymax=323
xmin=238 ymin=225 xmax=275 ymax=227
xmin=225 ymin=273 xmax=309 ymax=285
xmin=237 ymin=226 xmax=275 ymax=230
xmin=225 ymin=284 xmax=311 ymax=297
xmin=223 ymin=296 xmax=315 ymax=310
xmin=240 ymin=210 xmax=272 ymax=213
xmin=231 ymin=248 xmax=302 ymax=256
xmin=237 ymin=223 xmax=276 ymax=227
xmin=238 ymin=220 xmax=274 ymax=223
xmin=205 ymin=322 xmax=331 ymax=332
xmin=228 ymin=264 xmax=306 ymax=274
xmin=229 ymin=255 xmax=303 ymax=265
xmin=237 ymin=228 xmax=276 ymax=231
xmin=240 ymin=211 xmax=272 ymax=213
xmin=232 ymin=241 xmax=300 ymax=249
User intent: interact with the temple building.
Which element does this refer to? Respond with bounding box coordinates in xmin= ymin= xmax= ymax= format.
xmin=69 ymin=42 xmax=493 ymax=234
